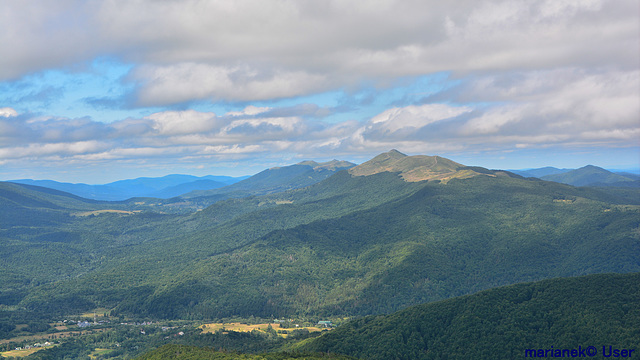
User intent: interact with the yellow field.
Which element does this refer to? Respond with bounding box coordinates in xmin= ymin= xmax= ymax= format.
xmin=0 ymin=329 xmax=106 ymax=345
xmin=78 ymin=308 xmax=111 ymax=318
xmin=89 ymin=348 xmax=114 ymax=359
xmin=72 ymin=210 xmax=140 ymax=217
xmin=198 ymin=322 xmax=325 ymax=338
xmin=1 ymin=345 xmax=55 ymax=358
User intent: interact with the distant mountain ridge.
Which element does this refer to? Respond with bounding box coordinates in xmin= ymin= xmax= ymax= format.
xmin=540 ymin=165 xmax=639 ymax=187
xmin=510 ymin=165 xmax=640 ymax=187
xmin=510 ymin=167 xmax=573 ymax=178
xmin=9 ymin=174 xmax=247 ymax=201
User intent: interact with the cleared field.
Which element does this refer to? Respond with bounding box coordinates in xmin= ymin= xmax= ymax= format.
xmin=0 ymin=329 xmax=107 ymax=345
xmin=198 ymin=322 xmax=326 ymax=338
xmin=1 ymin=345 xmax=55 ymax=358
xmin=90 ymin=348 xmax=115 ymax=359
xmin=72 ymin=210 xmax=140 ymax=217
xmin=78 ymin=308 xmax=111 ymax=318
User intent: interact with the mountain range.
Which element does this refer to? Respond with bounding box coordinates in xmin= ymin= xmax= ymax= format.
xmin=0 ymin=150 xmax=638 ymax=358
xmin=2 ymin=151 xmax=638 ymax=316
xmin=7 ymin=159 xmax=355 ymax=206
xmin=8 ymin=157 xmax=636 ymax=204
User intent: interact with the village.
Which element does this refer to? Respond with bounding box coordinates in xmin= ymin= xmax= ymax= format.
xmin=0 ymin=312 xmax=339 ymax=358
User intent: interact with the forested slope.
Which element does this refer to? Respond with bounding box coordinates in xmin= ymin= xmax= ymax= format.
xmin=299 ymin=272 xmax=640 ymax=360
xmin=135 ymin=344 xmax=355 ymax=360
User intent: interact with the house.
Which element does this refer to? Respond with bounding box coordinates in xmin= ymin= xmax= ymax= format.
xmin=317 ymin=321 xmax=333 ymax=327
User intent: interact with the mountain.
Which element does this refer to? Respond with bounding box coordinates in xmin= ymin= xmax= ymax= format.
xmin=0 ymin=181 xmax=108 ymax=226
xmin=6 ymin=179 xmax=126 ymax=201
xmin=181 ymin=159 xmax=355 ymax=199
xmin=541 ymin=165 xmax=638 ymax=187
xmin=509 ymin=166 xmax=572 ymax=178
xmin=7 ymin=151 xmax=638 ymax=322
xmin=9 ymin=174 xmax=246 ymax=201
xmin=299 ymin=272 xmax=640 ymax=360
xmin=349 ymin=149 xmax=484 ymax=182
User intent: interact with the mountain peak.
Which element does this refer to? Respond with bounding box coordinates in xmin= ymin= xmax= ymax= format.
xmin=385 ymin=149 xmax=408 ymax=158
xmin=296 ymin=159 xmax=355 ymax=171
xmin=349 ymin=151 xmax=473 ymax=182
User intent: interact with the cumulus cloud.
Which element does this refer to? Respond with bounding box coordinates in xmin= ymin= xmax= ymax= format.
xmin=145 ymin=110 xmax=219 ymax=136
xmin=370 ymin=104 xmax=472 ymax=133
xmin=1 ymin=0 xmax=637 ymax=103
xmin=0 ymin=108 xmax=18 ymax=117
xmin=2 ymin=66 xmax=638 ymax=167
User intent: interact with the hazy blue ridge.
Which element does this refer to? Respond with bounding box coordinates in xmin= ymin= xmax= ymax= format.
xmin=8 ymin=174 xmax=247 ymax=201
xmin=541 ymin=165 xmax=638 ymax=187
xmin=508 ymin=167 xmax=572 ymax=178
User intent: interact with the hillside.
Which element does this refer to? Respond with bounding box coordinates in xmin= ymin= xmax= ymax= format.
xmin=299 ymin=272 xmax=640 ymax=360
xmin=135 ymin=344 xmax=355 ymax=360
xmin=0 ymin=181 xmax=108 ymax=227
xmin=182 ymin=160 xmax=355 ymax=199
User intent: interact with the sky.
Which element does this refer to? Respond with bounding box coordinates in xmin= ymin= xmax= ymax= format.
xmin=1 ymin=0 xmax=638 ymax=183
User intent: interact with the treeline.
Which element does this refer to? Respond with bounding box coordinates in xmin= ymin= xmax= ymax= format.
xmin=135 ymin=344 xmax=357 ymax=360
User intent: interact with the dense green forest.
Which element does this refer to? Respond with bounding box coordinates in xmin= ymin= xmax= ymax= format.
xmin=299 ymin=272 xmax=640 ymax=359
xmin=135 ymin=344 xmax=356 ymax=360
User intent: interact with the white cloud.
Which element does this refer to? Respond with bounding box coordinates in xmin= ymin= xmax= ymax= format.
xmin=1 ymin=0 xmax=637 ymax=103
xmin=0 ymin=107 xmax=18 ymax=117
xmin=132 ymin=63 xmax=328 ymax=105
xmin=226 ymin=106 xmax=271 ymax=117
xmin=370 ymin=104 xmax=472 ymax=132
xmin=146 ymin=110 xmax=219 ymax=136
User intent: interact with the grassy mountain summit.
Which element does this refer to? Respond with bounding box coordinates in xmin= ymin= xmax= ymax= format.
xmin=348 ymin=149 xmax=488 ymax=182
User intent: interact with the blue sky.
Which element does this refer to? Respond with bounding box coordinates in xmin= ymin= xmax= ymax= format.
xmin=1 ymin=0 xmax=638 ymax=183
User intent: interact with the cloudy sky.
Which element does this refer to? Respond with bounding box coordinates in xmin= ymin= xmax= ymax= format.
xmin=1 ymin=0 xmax=638 ymax=183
